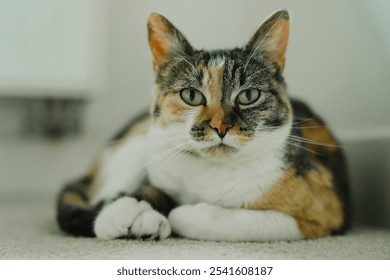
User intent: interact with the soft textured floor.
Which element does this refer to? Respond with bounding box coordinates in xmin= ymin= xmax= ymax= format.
xmin=0 ymin=197 xmax=389 ymax=260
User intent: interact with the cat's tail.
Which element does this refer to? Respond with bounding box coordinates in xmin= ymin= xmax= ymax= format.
xmin=56 ymin=173 xmax=102 ymax=237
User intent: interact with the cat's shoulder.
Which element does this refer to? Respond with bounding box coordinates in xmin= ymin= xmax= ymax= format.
xmin=110 ymin=110 xmax=151 ymax=145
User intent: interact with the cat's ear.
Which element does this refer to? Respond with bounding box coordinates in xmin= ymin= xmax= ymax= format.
xmin=147 ymin=13 xmax=193 ymax=70
xmin=246 ymin=10 xmax=290 ymax=70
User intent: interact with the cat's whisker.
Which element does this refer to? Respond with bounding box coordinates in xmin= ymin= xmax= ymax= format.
xmin=108 ymin=134 xmax=148 ymax=146
xmin=254 ymin=132 xmax=344 ymax=153
xmin=285 ymin=141 xmax=322 ymax=155
xmin=291 ymin=115 xmax=322 ymax=125
xmin=257 ymin=130 xmax=322 ymax=143
xmin=245 ymin=65 xmax=274 ymax=79
xmin=109 ymin=133 xmax=186 ymax=146
xmin=110 ymin=135 xmax=183 ymax=147
xmin=168 ymin=51 xmax=199 ymax=75
xmin=114 ymin=127 xmax=189 ymax=147
xmin=260 ymin=123 xmax=328 ymax=130
xmin=255 ymin=128 xmax=346 ymax=149
xmin=156 ymin=136 xmax=188 ymax=143
xmin=260 ymin=134 xmax=344 ymax=149
xmin=158 ymin=143 xmax=189 ymax=166
xmin=294 ymin=125 xmax=329 ymax=129
xmin=249 ymin=134 xmax=321 ymax=156
xmin=259 ymin=118 xmax=327 ymax=131
xmin=143 ymin=142 xmax=189 ymax=174
xmin=286 ymin=135 xmax=345 ymax=148
xmin=130 ymin=142 xmax=190 ymax=188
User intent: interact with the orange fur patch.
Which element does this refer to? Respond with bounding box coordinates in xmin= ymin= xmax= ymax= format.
xmin=158 ymin=93 xmax=191 ymax=126
xmin=272 ymin=21 xmax=289 ymax=69
xmin=255 ymin=11 xmax=290 ymax=70
xmin=136 ymin=186 xmax=162 ymax=207
xmin=86 ymin=161 xmax=102 ymax=199
xmin=88 ymin=161 xmax=100 ymax=179
xmin=149 ymin=37 xmax=168 ymax=69
xmin=245 ymin=166 xmax=343 ymax=239
xmin=205 ymin=65 xmax=224 ymax=101
xmin=300 ymin=119 xmax=339 ymax=155
xmin=62 ymin=193 xmax=87 ymax=208
xmin=148 ymin=13 xmax=174 ymax=69
xmin=210 ymin=107 xmax=232 ymax=135
xmin=196 ymin=64 xmax=225 ymax=126
xmin=210 ymin=107 xmax=224 ymax=127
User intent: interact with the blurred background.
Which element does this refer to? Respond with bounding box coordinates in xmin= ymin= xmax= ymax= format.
xmin=0 ymin=0 xmax=389 ymax=228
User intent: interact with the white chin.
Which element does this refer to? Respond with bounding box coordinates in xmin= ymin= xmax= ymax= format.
xmin=198 ymin=144 xmax=239 ymax=161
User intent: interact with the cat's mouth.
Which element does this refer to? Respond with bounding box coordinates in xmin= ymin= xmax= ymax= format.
xmin=183 ymin=143 xmax=239 ymax=160
xmin=202 ymin=143 xmax=238 ymax=154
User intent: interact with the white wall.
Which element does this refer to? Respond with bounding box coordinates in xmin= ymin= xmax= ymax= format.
xmin=0 ymin=0 xmax=106 ymax=98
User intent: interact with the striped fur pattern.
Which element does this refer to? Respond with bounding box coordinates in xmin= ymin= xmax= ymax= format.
xmin=57 ymin=11 xmax=350 ymax=241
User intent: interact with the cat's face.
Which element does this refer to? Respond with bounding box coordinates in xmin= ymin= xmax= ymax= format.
xmin=148 ymin=11 xmax=292 ymax=160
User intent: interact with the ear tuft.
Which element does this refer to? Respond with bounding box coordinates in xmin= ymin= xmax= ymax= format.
xmin=246 ymin=10 xmax=290 ymax=70
xmin=147 ymin=13 xmax=192 ymax=69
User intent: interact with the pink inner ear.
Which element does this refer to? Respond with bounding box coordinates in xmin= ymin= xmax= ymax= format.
xmin=248 ymin=12 xmax=290 ymax=70
xmin=149 ymin=35 xmax=169 ymax=69
xmin=270 ymin=21 xmax=289 ymax=69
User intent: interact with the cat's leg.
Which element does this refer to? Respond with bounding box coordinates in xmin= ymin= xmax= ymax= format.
xmin=58 ymin=136 xmax=150 ymax=238
xmin=90 ymin=136 xmax=154 ymax=239
xmin=89 ymin=137 xmax=173 ymax=240
xmin=168 ymin=203 xmax=302 ymax=241
xmin=90 ymin=137 xmax=149 ymax=205
xmin=94 ymin=185 xmax=176 ymax=240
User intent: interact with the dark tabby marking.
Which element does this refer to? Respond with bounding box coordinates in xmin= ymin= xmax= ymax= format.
xmin=57 ymin=175 xmax=102 ymax=237
xmin=133 ymin=185 xmax=177 ymax=217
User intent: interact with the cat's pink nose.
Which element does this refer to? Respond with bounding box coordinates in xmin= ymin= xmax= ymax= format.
xmin=209 ymin=123 xmax=232 ymax=138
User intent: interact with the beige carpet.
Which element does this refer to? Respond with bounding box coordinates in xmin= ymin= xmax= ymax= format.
xmin=0 ymin=197 xmax=389 ymax=260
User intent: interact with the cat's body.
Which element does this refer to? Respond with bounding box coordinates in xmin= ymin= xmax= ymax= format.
xmin=57 ymin=11 xmax=350 ymax=241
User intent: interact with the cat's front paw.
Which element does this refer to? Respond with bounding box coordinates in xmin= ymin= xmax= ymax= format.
xmin=94 ymin=197 xmax=171 ymax=240
xmin=168 ymin=203 xmax=218 ymax=239
xmin=130 ymin=210 xmax=171 ymax=240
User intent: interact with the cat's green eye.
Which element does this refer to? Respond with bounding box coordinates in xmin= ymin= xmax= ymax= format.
xmin=180 ymin=88 xmax=205 ymax=106
xmin=236 ymin=88 xmax=261 ymax=105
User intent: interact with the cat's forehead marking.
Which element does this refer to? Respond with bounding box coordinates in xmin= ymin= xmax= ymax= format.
xmin=196 ymin=55 xmax=226 ymax=123
xmin=208 ymin=55 xmax=225 ymax=68
xmin=204 ymin=56 xmax=225 ymax=104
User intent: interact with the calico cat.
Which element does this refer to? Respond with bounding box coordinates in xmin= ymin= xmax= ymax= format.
xmin=57 ymin=10 xmax=350 ymax=241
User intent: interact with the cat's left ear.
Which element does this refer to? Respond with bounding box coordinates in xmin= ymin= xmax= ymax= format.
xmin=246 ymin=10 xmax=290 ymax=70
xmin=147 ymin=13 xmax=193 ymax=70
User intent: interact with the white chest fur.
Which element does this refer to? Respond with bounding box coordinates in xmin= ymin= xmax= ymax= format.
xmin=147 ymin=135 xmax=286 ymax=208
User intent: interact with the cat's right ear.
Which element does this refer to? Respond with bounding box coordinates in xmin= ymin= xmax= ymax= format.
xmin=147 ymin=13 xmax=193 ymax=70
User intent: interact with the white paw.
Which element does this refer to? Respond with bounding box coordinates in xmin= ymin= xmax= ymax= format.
xmin=129 ymin=210 xmax=171 ymax=240
xmin=168 ymin=203 xmax=219 ymax=240
xmin=94 ymin=197 xmax=170 ymax=240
